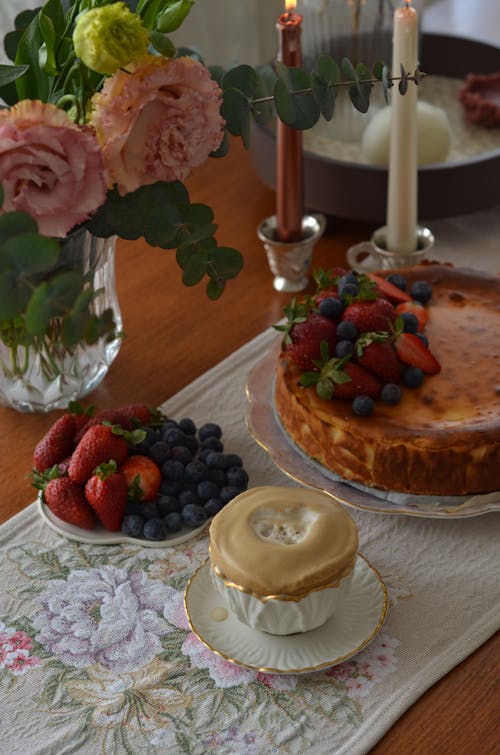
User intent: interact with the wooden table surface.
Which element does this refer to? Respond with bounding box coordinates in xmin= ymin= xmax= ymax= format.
xmin=0 ymin=138 xmax=497 ymax=754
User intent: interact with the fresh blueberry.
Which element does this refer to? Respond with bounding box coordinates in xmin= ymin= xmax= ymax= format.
xmin=157 ymin=495 xmax=181 ymax=515
xmin=226 ymin=467 xmax=249 ymax=491
xmin=337 ymin=272 xmax=358 ymax=298
xmin=132 ymin=426 xmax=159 ymax=454
xmin=179 ymin=490 xmax=201 ymax=508
xmin=336 ymin=320 xmax=358 ymax=341
xmin=409 ymin=280 xmax=433 ymax=304
xmin=219 ymin=486 xmax=241 ymax=505
xmin=198 ymin=448 xmax=213 ymax=464
xmin=184 ymin=460 xmax=208 ymax=483
xmin=159 ymin=479 xmax=183 ymax=496
xmin=222 ymin=453 xmax=243 ymax=469
xmin=205 ymin=451 xmax=226 ymax=470
xmin=201 ymin=436 xmax=224 ymax=452
xmin=387 ymin=273 xmax=407 ymax=291
xmin=161 ymin=420 xmax=179 ymax=433
xmin=163 ymin=428 xmax=188 ymax=447
xmin=164 ymin=512 xmax=183 ymax=533
xmin=184 ymin=435 xmax=199 ymax=455
xmin=352 ymin=395 xmax=375 ymax=417
xmin=199 ymin=422 xmax=222 ymax=442
xmin=197 ymin=479 xmax=221 ymax=501
xmin=380 ymin=383 xmax=403 ymax=405
xmin=181 ymin=503 xmax=208 ymax=528
xmin=178 ymin=417 xmax=197 ymax=435
xmin=149 ymin=441 xmax=171 ymax=465
xmin=121 ymin=514 xmax=145 ymax=537
xmin=170 ymin=445 xmax=192 ymax=464
xmin=318 ymin=296 xmax=344 ymax=320
xmin=141 ymin=500 xmax=160 ymax=520
xmin=143 ymin=517 xmax=168 ymax=540
xmin=124 ymin=497 xmax=143 ymax=516
xmin=402 ymin=366 xmax=425 ymax=388
xmin=204 ymin=498 xmax=224 ymax=517
xmin=161 ymin=459 xmax=185 ymax=481
xmin=400 ymin=312 xmax=419 ymax=334
xmin=208 ymin=467 xmax=227 ymax=488
xmin=415 ymin=332 xmax=429 ymax=348
xmin=339 ymin=281 xmax=359 ymax=300
xmin=335 ymin=339 xmax=354 ymax=358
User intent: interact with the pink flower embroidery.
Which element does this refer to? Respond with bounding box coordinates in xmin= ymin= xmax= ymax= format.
xmin=0 ymin=100 xmax=107 ymax=237
xmin=91 ymin=55 xmax=224 ymax=195
xmin=0 ymin=622 xmax=41 ymax=675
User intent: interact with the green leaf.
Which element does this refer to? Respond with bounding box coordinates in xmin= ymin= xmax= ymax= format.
xmin=181 ymin=252 xmax=207 ymax=286
xmin=0 ymin=270 xmax=29 ymax=319
xmin=210 ymin=246 xmax=243 ymax=280
xmin=15 ymin=13 xmax=49 ymax=101
xmin=25 ymin=271 xmax=83 ymax=334
xmin=372 ymin=60 xmax=385 ymax=81
xmin=38 ymin=11 xmax=57 ymax=76
xmin=399 ymin=65 xmax=409 ymax=95
xmin=222 ymin=65 xmax=258 ymax=99
xmin=0 ymin=232 xmax=59 ymax=275
xmin=206 ymin=278 xmax=224 ymax=300
xmin=316 ymin=377 xmax=334 ymax=400
xmin=221 ymin=87 xmax=251 ymax=147
xmin=316 ymin=55 xmax=340 ymax=85
xmin=0 ymin=212 xmax=38 ymax=246
xmin=0 ymin=63 xmax=30 ymax=87
xmin=149 ymin=30 xmax=176 ymax=57
xmin=274 ymin=67 xmax=320 ymax=129
xmin=156 ymin=0 xmax=194 ymax=33
xmin=311 ymin=71 xmax=336 ymax=121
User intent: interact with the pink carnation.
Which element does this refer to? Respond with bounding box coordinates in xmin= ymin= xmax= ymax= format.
xmin=0 ymin=100 xmax=107 ymax=237
xmin=91 ymin=55 xmax=224 ymax=195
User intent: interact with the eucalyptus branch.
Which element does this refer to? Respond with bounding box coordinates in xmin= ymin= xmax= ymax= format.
xmin=249 ymin=72 xmax=426 ymax=107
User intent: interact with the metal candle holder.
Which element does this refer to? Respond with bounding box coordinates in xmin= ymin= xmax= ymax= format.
xmin=257 ymin=213 xmax=326 ymax=292
xmin=346 ymin=224 xmax=435 ymax=271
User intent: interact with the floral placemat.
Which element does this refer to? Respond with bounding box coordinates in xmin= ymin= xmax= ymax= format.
xmin=1 ymin=328 xmax=499 ymax=754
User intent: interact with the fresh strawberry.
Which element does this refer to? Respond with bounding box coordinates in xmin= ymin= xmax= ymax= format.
xmin=44 ymin=477 xmax=96 ymax=530
xmin=357 ymin=340 xmax=401 ymax=383
xmin=85 ymin=462 xmax=127 ymax=532
xmin=394 ymin=333 xmax=441 ymax=374
xmin=368 ymin=273 xmax=412 ymax=304
xmin=333 ymin=362 xmax=382 ymax=400
xmin=68 ymin=424 xmax=129 ymax=484
xmin=120 ymin=455 xmax=162 ymax=501
xmin=315 ymin=287 xmax=338 ymax=305
xmin=396 ymin=300 xmax=428 ymax=331
xmin=300 ymin=355 xmax=381 ymax=400
xmin=112 ymin=404 xmax=161 ymax=429
xmin=342 ymin=298 xmax=397 ymax=333
xmin=33 ymin=414 xmax=77 ymax=471
xmin=285 ymin=312 xmax=338 ymax=369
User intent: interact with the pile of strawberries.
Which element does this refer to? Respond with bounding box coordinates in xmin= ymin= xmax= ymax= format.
xmin=33 ymin=404 xmax=163 ymax=532
xmin=276 ymin=267 xmax=441 ymax=416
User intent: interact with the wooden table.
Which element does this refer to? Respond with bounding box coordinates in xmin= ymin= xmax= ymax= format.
xmin=0 ymin=139 xmax=497 ymax=754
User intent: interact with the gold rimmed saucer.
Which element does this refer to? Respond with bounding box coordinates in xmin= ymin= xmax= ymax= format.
xmin=183 ymin=555 xmax=388 ymax=675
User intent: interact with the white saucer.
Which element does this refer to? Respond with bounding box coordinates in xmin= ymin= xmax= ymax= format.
xmin=184 ymin=554 xmax=388 ymax=674
xmin=37 ymin=498 xmax=209 ymax=548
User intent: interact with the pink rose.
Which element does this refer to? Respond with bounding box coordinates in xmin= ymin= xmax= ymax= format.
xmin=91 ymin=55 xmax=224 ymax=195
xmin=0 ymin=100 xmax=107 ymax=238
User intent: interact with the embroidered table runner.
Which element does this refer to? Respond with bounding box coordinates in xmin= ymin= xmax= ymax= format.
xmin=1 ymin=320 xmax=499 ymax=754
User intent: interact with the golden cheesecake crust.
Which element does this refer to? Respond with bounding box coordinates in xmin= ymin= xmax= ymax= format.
xmin=209 ymin=486 xmax=358 ymax=597
xmin=274 ymin=264 xmax=500 ymax=496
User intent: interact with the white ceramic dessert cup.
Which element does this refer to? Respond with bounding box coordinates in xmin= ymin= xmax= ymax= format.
xmin=209 ymin=556 xmax=355 ymax=636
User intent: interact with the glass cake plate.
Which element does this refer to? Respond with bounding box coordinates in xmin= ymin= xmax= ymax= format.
xmin=245 ymin=339 xmax=500 ymax=519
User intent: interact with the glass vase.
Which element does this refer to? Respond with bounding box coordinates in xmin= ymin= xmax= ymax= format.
xmin=0 ymin=228 xmax=122 ymax=413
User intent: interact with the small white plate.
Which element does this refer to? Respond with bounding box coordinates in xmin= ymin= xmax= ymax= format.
xmin=184 ymin=555 xmax=388 ymax=674
xmin=37 ymin=498 xmax=209 ymax=548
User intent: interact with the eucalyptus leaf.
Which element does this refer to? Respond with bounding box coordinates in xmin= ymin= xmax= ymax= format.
xmin=0 ymin=232 xmax=59 ymax=275
xmin=311 ymin=71 xmax=335 ymax=121
xmin=25 ymin=271 xmax=83 ymax=334
xmin=210 ymin=246 xmax=243 ymax=280
xmin=206 ymin=278 xmax=224 ymax=300
xmin=316 ymin=55 xmax=340 ymax=85
xmin=221 ymin=87 xmax=251 ymax=147
xmin=222 ymin=65 xmax=258 ymax=99
xmin=0 ymin=212 xmax=38 ymax=245
xmin=0 ymin=270 xmax=29 ymax=320
xmin=181 ymin=252 xmax=208 ymax=286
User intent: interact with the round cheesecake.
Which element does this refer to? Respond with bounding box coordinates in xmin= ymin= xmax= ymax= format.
xmin=275 ymin=264 xmax=500 ymax=496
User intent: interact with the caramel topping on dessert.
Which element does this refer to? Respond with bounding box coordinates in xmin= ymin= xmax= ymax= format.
xmin=209 ymin=486 xmax=358 ymax=597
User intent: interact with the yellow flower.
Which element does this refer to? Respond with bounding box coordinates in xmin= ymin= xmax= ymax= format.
xmin=73 ymin=2 xmax=149 ymax=75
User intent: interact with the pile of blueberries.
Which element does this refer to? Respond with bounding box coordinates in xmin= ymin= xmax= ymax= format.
xmin=122 ymin=418 xmax=249 ymax=541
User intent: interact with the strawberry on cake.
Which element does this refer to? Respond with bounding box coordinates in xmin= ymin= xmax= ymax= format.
xmin=274 ymin=264 xmax=500 ymax=496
